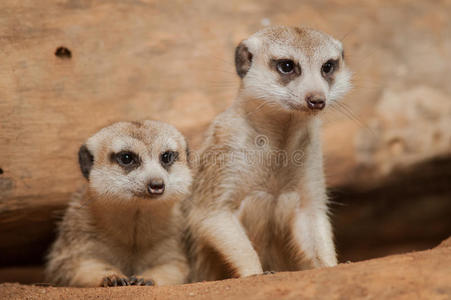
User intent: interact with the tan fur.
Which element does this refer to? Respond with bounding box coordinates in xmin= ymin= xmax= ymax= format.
xmin=46 ymin=121 xmax=191 ymax=287
xmin=183 ymin=26 xmax=351 ymax=282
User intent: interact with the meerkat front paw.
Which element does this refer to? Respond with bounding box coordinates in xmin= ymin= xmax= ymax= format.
xmin=101 ymin=275 xmax=130 ymax=287
xmin=263 ymin=270 xmax=276 ymax=275
xmin=128 ymin=275 xmax=155 ymax=286
xmin=249 ymin=270 xmax=276 ymax=278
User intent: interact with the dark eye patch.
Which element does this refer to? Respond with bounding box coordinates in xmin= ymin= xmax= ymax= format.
xmin=160 ymin=150 xmax=179 ymax=169
xmin=276 ymin=60 xmax=295 ymax=74
xmin=321 ymin=59 xmax=339 ymax=77
xmin=270 ymin=58 xmax=302 ymax=86
xmin=321 ymin=58 xmax=340 ymax=85
xmin=110 ymin=151 xmax=141 ymax=171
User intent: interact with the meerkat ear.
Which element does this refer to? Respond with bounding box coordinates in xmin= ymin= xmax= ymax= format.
xmin=235 ymin=41 xmax=253 ymax=78
xmin=78 ymin=144 xmax=94 ymax=180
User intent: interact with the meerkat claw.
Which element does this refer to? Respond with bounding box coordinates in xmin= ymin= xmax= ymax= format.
xmin=263 ymin=270 xmax=276 ymax=275
xmin=102 ymin=275 xmax=130 ymax=287
xmin=129 ymin=276 xmax=154 ymax=286
xmin=250 ymin=270 xmax=276 ymax=277
xmin=143 ymin=280 xmax=154 ymax=286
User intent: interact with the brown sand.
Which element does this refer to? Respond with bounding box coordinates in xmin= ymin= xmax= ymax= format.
xmin=1 ymin=237 xmax=449 ymax=300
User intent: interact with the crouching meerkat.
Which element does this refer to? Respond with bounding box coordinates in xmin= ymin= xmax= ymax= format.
xmin=46 ymin=121 xmax=192 ymax=287
xmin=183 ymin=26 xmax=352 ymax=281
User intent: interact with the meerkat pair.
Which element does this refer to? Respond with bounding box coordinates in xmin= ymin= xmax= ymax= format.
xmin=46 ymin=25 xmax=351 ymax=286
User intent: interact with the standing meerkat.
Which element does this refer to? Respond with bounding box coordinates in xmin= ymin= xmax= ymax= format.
xmin=46 ymin=120 xmax=192 ymax=287
xmin=183 ymin=26 xmax=352 ymax=281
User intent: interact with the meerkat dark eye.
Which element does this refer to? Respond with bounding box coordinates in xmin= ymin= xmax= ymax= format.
xmin=160 ymin=151 xmax=178 ymax=168
xmin=276 ymin=60 xmax=295 ymax=74
xmin=321 ymin=60 xmax=336 ymax=76
xmin=116 ymin=151 xmax=138 ymax=167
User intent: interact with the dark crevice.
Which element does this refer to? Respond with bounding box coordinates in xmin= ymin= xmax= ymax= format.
xmin=332 ymin=155 xmax=451 ymax=262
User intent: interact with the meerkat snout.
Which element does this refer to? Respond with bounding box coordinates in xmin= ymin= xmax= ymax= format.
xmin=305 ymin=92 xmax=326 ymax=110
xmin=148 ymin=178 xmax=165 ymax=196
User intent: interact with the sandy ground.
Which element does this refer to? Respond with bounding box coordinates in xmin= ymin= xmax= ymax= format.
xmin=1 ymin=237 xmax=449 ymax=300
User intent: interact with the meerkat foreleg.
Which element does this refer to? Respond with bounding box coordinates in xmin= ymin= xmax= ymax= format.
xmin=291 ymin=205 xmax=337 ymax=268
xmin=69 ymin=258 xmax=129 ymax=287
xmin=275 ymin=191 xmax=336 ymax=269
xmin=137 ymin=260 xmax=188 ymax=286
xmin=193 ymin=210 xmax=263 ymax=277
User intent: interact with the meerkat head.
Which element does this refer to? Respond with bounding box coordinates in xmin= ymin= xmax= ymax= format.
xmin=78 ymin=121 xmax=192 ymax=202
xmin=235 ymin=26 xmax=351 ymax=113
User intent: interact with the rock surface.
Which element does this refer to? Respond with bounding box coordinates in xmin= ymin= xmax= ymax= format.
xmin=1 ymin=237 xmax=450 ymax=300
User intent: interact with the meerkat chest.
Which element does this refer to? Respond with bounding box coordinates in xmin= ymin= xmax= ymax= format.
xmin=97 ymin=211 xmax=174 ymax=275
xmin=229 ymin=129 xmax=311 ymax=222
xmin=230 ymin=156 xmax=300 ymax=232
xmin=93 ymin=205 xmax=170 ymax=254
xmin=234 ymin=143 xmax=304 ymax=196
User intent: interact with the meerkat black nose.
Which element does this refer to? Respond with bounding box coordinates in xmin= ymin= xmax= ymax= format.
xmin=147 ymin=179 xmax=165 ymax=196
xmin=305 ymin=93 xmax=326 ymax=110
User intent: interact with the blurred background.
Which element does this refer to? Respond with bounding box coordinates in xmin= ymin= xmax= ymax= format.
xmin=0 ymin=0 xmax=450 ymax=284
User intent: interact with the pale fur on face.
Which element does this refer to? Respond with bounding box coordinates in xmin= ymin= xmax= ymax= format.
xmin=85 ymin=120 xmax=192 ymax=202
xmin=241 ymin=26 xmax=352 ymax=111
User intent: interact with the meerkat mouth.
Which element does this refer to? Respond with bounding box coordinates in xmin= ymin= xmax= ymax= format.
xmin=286 ymin=102 xmax=324 ymax=114
xmin=132 ymin=191 xmax=164 ymax=199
